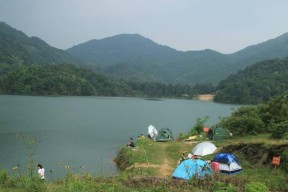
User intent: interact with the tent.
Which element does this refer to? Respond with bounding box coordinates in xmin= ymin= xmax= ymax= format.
xmin=207 ymin=127 xmax=231 ymax=140
xmin=172 ymin=159 xmax=213 ymax=180
xmin=212 ymin=153 xmax=242 ymax=174
xmin=154 ymin=128 xmax=174 ymax=142
xmin=147 ymin=124 xmax=158 ymax=139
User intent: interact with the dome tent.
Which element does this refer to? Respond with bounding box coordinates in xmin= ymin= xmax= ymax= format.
xmin=207 ymin=127 xmax=231 ymax=140
xmin=172 ymin=159 xmax=213 ymax=180
xmin=212 ymin=153 xmax=242 ymax=174
xmin=154 ymin=127 xmax=174 ymax=142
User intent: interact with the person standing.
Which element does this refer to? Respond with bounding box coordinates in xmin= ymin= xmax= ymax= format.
xmin=37 ymin=163 xmax=45 ymax=180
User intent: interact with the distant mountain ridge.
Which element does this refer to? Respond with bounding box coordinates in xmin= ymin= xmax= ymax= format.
xmin=2 ymin=21 xmax=288 ymax=85
xmin=67 ymin=32 xmax=288 ymax=84
xmin=0 ymin=22 xmax=78 ymax=65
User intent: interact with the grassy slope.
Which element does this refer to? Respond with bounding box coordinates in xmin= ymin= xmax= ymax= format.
xmin=115 ymin=135 xmax=288 ymax=191
xmin=1 ymin=135 xmax=287 ymax=191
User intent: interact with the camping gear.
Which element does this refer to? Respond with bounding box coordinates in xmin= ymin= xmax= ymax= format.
xmin=203 ymin=127 xmax=210 ymax=132
xmin=172 ymin=159 xmax=213 ymax=180
xmin=147 ymin=124 xmax=158 ymax=139
xmin=211 ymin=162 xmax=220 ymax=173
xmin=207 ymin=127 xmax=231 ymax=140
xmin=212 ymin=153 xmax=242 ymax=174
xmin=192 ymin=142 xmax=217 ymax=156
xmin=154 ymin=128 xmax=174 ymax=142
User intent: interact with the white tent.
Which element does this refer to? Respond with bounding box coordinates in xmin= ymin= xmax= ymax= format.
xmin=218 ymin=162 xmax=242 ymax=174
xmin=147 ymin=124 xmax=158 ymax=139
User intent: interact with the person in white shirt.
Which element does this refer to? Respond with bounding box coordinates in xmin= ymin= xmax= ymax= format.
xmin=37 ymin=163 xmax=45 ymax=180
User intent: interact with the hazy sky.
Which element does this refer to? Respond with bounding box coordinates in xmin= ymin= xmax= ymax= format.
xmin=1 ymin=0 xmax=288 ymax=53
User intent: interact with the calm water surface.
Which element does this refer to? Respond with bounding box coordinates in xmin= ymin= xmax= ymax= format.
xmin=0 ymin=95 xmax=240 ymax=180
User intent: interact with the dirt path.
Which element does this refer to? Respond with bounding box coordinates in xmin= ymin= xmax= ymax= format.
xmin=125 ymin=142 xmax=176 ymax=177
xmin=159 ymin=157 xmax=174 ymax=176
xmin=125 ymin=141 xmax=197 ymax=177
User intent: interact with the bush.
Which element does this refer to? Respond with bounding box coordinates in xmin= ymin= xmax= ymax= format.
xmin=0 ymin=170 xmax=8 ymax=185
xmin=244 ymin=182 xmax=268 ymax=192
xmin=213 ymin=181 xmax=236 ymax=192
xmin=271 ymin=120 xmax=288 ymax=139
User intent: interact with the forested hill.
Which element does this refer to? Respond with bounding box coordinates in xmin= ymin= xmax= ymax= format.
xmin=66 ymin=34 xmax=230 ymax=84
xmin=67 ymin=33 xmax=288 ymax=84
xmin=0 ymin=22 xmax=210 ymax=97
xmin=214 ymin=57 xmax=288 ymax=104
xmin=0 ymin=22 xmax=78 ymax=65
xmin=230 ymin=32 xmax=288 ymax=69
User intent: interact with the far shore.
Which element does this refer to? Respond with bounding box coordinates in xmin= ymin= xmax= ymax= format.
xmin=196 ymin=94 xmax=215 ymax=101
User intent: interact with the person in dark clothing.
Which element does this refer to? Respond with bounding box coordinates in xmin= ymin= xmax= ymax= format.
xmin=126 ymin=137 xmax=135 ymax=148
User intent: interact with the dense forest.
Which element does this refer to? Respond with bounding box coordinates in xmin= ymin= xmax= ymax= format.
xmin=0 ymin=22 xmax=214 ymax=98
xmin=218 ymin=95 xmax=288 ymax=139
xmin=0 ymin=63 xmax=213 ymax=97
xmin=1 ymin=22 xmax=288 ymax=104
xmin=67 ymin=32 xmax=288 ymax=84
xmin=0 ymin=22 xmax=78 ymax=66
xmin=214 ymin=57 xmax=288 ymax=104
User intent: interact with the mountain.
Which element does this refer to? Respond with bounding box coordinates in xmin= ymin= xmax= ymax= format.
xmin=0 ymin=22 xmax=78 ymax=65
xmin=67 ymin=33 xmax=288 ymax=84
xmin=214 ymin=57 xmax=288 ymax=104
xmin=229 ymin=32 xmax=288 ymax=69
xmin=67 ymin=34 xmax=186 ymax=82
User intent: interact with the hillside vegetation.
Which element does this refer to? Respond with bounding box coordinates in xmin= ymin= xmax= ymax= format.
xmin=215 ymin=57 xmax=288 ymax=104
xmin=66 ymin=32 xmax=288 ymax=84
xmin=0 ymin=22 xmax=214 ymax=98
xmin=1 ymin=22 xmax=288 ymax=105
xmin=0 ymin=22 xmax=78 ymax=65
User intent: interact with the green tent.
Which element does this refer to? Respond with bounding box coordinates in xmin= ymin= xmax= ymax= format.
xmin=155 ymin=128 xmax=174 ymax=142
xmin=207 ymin=127 xmax=231 ymax=140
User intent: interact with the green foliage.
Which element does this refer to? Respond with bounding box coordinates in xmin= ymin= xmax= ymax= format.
xmin=219 ymin=106 xmax=264 ymax=136
xmin=67 ymin=31 xmax=288 ymax=85
xmin=16 ymin=133 xmax=38 ymax=177
xmin=271 ymin=120 xmax=288 ymax=139
xmin=219 ymin=96 xmax=288 ymax=137
xmin=0 ymin=170 xmax=8 ymax=185
xmin=244 ymin=182 xmax=268 ymax=192
xmin=0 ymin=175 xmax=47 ymax=192
xmin=215 ymin=58 xmax=288 ymax=104
xmin=3 ymin=22 xmax=288 ymax=87
xmin=191 ymin=116 xmax=209 ymax=135
xmin=0 ymin=64 xmax=132 ymax=96
xmin=213 ymin=181 xmax=236 ymax=192
xmin=177 ymin=117 xmax=209 ymax=141
xmin=0 ymin=22 xmax=78 ymax=66
xmin=0 ymin=62 xmax=216 ymax=98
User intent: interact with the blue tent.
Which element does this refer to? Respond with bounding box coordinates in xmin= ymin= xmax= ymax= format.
xmin=212 ymin=153 xmax=242 ymax=174
xmin=172 ymin=159 xmax=213 ymax=180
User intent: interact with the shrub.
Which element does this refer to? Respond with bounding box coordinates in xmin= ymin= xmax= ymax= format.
xmin=271 ymin=120 xmax=288 ymax=139
xmin=0 ymin=170 xmax=8 ymax=185
xmin=244 ymin=182 xmax=268 ymax=192
xmin=213 ymin=181 xmax=236 ymax=192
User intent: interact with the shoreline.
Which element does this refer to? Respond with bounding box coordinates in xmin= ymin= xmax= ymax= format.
xmin=197 ymin=94 xmax=215 ymax=101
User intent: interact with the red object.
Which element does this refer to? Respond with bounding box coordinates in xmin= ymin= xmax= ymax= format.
xmin=211 ymin=162 xmax=219 ymax=172
xmin=203 ymin=127 xmax=210 ymax=132
xmin=272 ymin=156 xmax=280 ymax=165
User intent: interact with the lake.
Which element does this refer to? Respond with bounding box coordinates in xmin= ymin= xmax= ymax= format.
xmin=0 ymin=95 xmax=240 ymax=180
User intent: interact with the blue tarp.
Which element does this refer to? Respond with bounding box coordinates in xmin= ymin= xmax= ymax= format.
xmin=172 ymin=159 xmax=213 ymax=180
xmin=212 ymin=153 xmax=239 ymax=164
xmin=212 ymin=153 xmax=242 ymax=174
